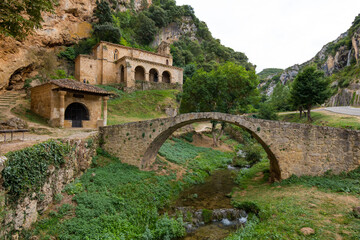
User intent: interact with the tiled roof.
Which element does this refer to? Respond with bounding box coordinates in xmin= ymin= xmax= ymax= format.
xmin=50 ymin=79 xmax=110 ymax=95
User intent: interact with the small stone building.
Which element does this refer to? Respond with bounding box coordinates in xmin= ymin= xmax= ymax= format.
xmin=31 ymin=79 xmax=110 ymax=128
xmin=75 ymin=41 xmax=183 ymax=88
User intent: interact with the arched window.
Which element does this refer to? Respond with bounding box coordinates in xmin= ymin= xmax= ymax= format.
xmin=149 ymin=68 xmax=159 ymax=82
xmin=166 ymin=59 xmax=169 ymax=65
xmin=114 ymin=49 xmax=119 ymax=60
xmin=65 ymin=102 xmax=90 ymax=128
xmin=162 ymin=71 xmax=171 ymax=83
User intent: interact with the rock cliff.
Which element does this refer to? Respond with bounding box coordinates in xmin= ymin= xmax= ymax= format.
xmin=260 ymin=18 xmax=360 ymax=106
xmin=151 ymin=16 xmax=197 ymax=47
xmin=0 ymin=0 xmax=152 ymax=91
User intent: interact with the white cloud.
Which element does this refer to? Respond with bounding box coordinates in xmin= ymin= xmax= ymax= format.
xmin=175 ymin=0 xmax=360 ymax=72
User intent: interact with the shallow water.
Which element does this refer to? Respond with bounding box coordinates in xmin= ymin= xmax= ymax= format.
xmin=169 ymin=168 xmax=243 ymax=240
xmin=173 ymin=169 xmax=237 ymax=210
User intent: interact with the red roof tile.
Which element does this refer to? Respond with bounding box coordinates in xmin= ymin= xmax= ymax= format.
xmin=50 ymin=79 xmax=110 ymax=95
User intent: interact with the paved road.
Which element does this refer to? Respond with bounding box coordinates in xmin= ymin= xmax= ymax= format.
xmin=324 ymin=106 xmax=360 ymax=116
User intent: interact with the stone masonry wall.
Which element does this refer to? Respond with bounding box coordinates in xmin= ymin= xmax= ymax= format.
xmin=100 ymin=112 xmax=360 ymax=181
xmin=0 ymin=136 xmax=98 ymax=237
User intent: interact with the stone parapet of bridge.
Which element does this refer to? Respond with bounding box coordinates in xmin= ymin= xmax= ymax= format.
xmin=99 ymin=112 xmax=360 ymax=181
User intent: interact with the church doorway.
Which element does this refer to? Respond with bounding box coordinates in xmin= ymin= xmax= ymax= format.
xmin=65 ymin=102 xmax=90 ymax=128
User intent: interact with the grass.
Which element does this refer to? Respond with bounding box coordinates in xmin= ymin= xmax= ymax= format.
xmin=279 ymin=111 xmax=360 ymax=130
xmin=106 ymin=89 xmax=181 ymax=125
xmin=11 ymin=103 xmax=49 ymax=126
xmin=227 ymin=161 xmax=360 ymax=240
xmin=25 ymin=138 xmax=234 ymax=239
xmin=278 ymin=168 xmax=360 ymax=194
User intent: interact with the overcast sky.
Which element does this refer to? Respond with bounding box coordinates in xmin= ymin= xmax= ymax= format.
xmin=175 ymin=0 xmax=360 ymax=72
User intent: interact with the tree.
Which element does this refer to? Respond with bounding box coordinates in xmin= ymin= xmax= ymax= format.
xmin=93 ymin=23 xmax=121 ymax=44
xmin=269 ymin=83 xmax=292 ymax=111
xmin=0 ymin=0 xmax=55 ymax=39
xmin=180 ymin=62 xmax=258 ymax=145
xmin=135 ymin=13 xmax=157 ymax=45
xmin=257 ymin=103 xmax=278 ymax=120
xmin=290 ymin=66 xmax=331 ymax=121
xmin=148 ymin=5 xmax=168 ymax=28
xmin=94 ymin=0 xmax=113 ymax=25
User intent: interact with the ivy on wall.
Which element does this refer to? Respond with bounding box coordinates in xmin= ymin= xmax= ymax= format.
xmin=1 ymin=140 xmax=71 ymax=204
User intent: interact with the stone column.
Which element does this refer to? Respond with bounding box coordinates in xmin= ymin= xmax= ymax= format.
xmin=145 ymin=72 xmax=149 ymax=82
xmin=103 ymin=96 xmax=109 ymax=126
xmin=129 ymin=69 xmax=135 ymax=88
xmin=59 ymin=91 xmax=67 ymax=128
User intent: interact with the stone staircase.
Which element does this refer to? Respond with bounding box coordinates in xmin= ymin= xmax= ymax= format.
xmin=0 ymin=91 xmax=25 ymax=121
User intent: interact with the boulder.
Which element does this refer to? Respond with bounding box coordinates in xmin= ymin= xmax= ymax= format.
xmin=0 ymin=117 xmax=28 ymax=130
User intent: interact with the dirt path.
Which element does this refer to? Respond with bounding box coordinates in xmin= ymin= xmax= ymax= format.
xmin=0 ymin=129 xmax=97 ymax=154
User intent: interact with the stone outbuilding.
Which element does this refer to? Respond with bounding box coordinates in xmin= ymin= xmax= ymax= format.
xmin=75 ymin=41 xmax=183 ymax=89
xmin=31 ymin=79 xmax=111 ymax=128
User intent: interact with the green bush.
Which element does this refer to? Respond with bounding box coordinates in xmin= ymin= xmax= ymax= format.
xmin=93 ymin=23 xmax=121 ymax=44
xmin=256 ymin=103 xmax=278 ymax=120
xmin=244 ymin=144 xmax=263 ymax=166
xmin=58 ymin=47 xmax=76 ymax=61
xmin=181 ymin=132 xmax=194 ymax=142
xmin=2 ymin=140 xmax=71 ymax=203
xmin=232 ymin=200 xmax=260 ymax=215
xmin=202 ymin=209 xmax=213 ymax=223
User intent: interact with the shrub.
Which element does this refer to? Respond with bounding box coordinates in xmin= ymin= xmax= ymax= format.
xmin=93 ymin=23 xmax=121 ymax=44
xmin=58 ymin=47 xmax=76 ymax=61
xmin=244 ymin=144 xmax=263 ymax=166
xmin=256 ymin=103 xmax=278 ymax=120
xmin=232 ymin=200 xmax=260 ymax=215
xmin=2 ymin=140 xmax=71 ymax=203
xmin=202 ymin=209 xmax=213 ymax=223
xmin=181 ymin=132 xmax=194 ymax=142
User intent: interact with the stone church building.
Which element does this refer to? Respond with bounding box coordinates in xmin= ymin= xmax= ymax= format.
xmin=75 ymin=41 xmax=183 ymax=88
xmin=31 ymin=79 xmax=110 ymax=128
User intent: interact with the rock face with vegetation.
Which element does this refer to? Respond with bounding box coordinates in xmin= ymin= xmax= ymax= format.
xmin=0 ymin=0 xmax=253 ymax=93
xmin=0 ymin=137 xmax=97 ymax=237
xmin=259 ymin=14 xmax=360 ymax=106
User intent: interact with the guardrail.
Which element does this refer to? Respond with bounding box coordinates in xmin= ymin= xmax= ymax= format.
xmin=0 ymin=129 xmax=30 ymax=142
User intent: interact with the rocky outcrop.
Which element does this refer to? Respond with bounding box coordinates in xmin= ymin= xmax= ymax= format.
xmin=151 ymin=16 xmax=197 ymax=47
xmin=0 ymin=117 xmax=28 ymax=130
xmin=260 ymin=28 xmax=360 ymax=100
xmin=0 ymin=0 xmax=96 ymax=91
xmin=326 ymin=83 xmax=360 ymax=106
xmin=0 ymin=0 xmax=154 ymax=91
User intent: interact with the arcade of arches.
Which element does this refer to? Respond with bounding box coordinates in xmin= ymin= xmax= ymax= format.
xmin=100 ymin=112 xmax=360 ymax=181
xmin=75 ymin=41 xmax=183 ymax=88
xmin=135 ymin=66 xmax=172 ymax=83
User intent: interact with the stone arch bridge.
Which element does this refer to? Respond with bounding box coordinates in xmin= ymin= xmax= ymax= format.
xmin=99 ymin=112 xmax=360 ymax=181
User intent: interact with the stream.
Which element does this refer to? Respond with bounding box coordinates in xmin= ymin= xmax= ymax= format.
xmin=168 ymin=167 xmax=247 ymax=240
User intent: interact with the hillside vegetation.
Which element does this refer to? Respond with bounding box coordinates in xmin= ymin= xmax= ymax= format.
xmin=96 ymin=86 xmax=181 ymax=124
xmin=59 ymin=0 xmax=254 ymax=80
